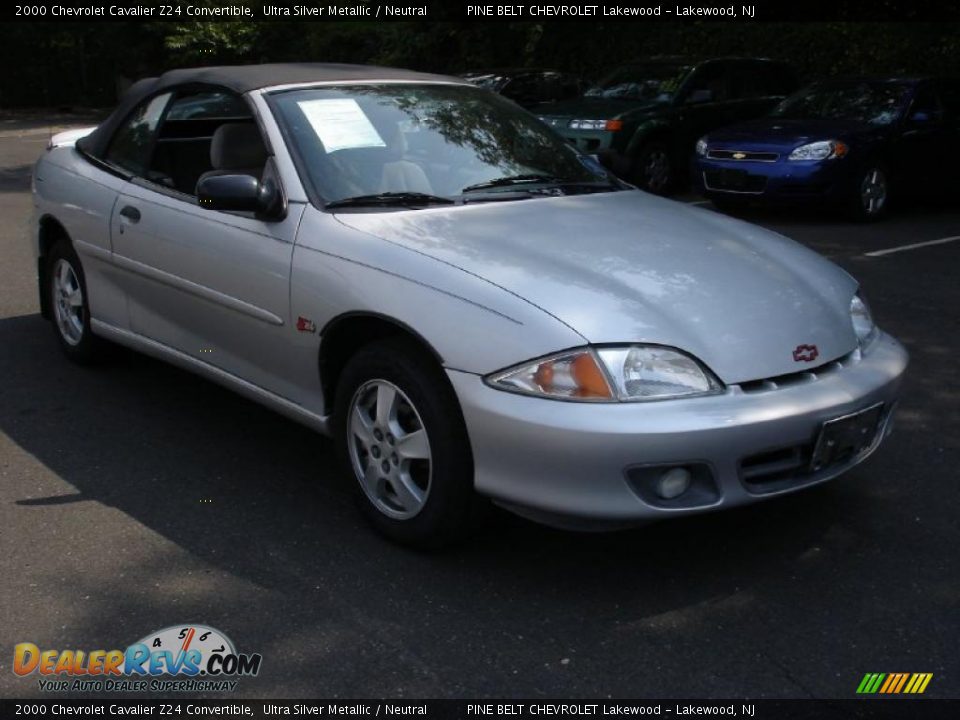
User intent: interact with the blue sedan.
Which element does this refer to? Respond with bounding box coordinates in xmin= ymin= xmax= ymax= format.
xmin=694 ymin=77 xmax=960 ymax=220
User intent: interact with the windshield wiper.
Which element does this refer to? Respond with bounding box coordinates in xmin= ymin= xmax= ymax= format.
xmin=461 ymin=174 xmax=617 ymax=194
xmin=324 ymin=192 xmax=455 ymax=209
xmin=461 ymin=174 xmax=570 ymax=193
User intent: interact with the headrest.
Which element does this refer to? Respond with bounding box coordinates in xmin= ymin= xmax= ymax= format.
xmin=210 ymin=123 xmax=267 ymax=170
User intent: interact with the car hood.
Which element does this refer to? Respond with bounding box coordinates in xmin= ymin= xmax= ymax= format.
xmin=537 ymin=96 xmax=664 ymax=119
xmin=708 ymin=117 xmax=885 ymax=150
xmin=334 ymin=191 xmax=859 ymax=384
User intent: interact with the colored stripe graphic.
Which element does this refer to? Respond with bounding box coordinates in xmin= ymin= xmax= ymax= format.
xmin=858 ymin=673 xmax=932 ymax=694
xmin=892 ymin=673 xmax=909 ymax=693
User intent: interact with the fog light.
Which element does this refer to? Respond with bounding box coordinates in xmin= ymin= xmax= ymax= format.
xmin=657 ymin=467 xmax=692 ymax=499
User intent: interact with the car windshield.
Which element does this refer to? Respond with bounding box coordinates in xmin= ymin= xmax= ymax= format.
xmin=270 ymin=83 xmax=614 ymax=206
xmin=461 ymin=73 xmax=509 ymax=92
xmin=772 ymin=82 xmax=912 ymax=125
xmin=584 ymin=64 xmax=690 ymax=101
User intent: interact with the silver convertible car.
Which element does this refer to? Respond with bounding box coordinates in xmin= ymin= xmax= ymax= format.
xmin=31 ymin=64 xmax=908 ymax=547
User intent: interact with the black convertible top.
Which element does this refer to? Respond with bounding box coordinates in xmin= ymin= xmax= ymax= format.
xmin=79 ymin=63 xmax=462 ymax=159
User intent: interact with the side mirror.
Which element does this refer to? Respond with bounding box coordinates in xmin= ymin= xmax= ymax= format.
xmin=687 ymin=89 xmax=714 ymax=104
xmin=197 ymin=174 xmax=284 ymax=219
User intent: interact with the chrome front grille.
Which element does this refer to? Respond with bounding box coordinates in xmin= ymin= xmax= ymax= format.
xmin=707 ymin=149 xmax=779 ymax=162
xmin=734 ymin=350 xmax=861 ymax=394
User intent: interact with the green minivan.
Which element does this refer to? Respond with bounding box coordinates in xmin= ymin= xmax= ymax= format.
xmin=537 ymin=57 xmax=798 ymax=194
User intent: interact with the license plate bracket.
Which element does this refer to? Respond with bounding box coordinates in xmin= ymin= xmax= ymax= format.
xmin=810 ymin=403 xmax=885 ymax=472
xmin=720 ymin=168 xmax=748 ymax=189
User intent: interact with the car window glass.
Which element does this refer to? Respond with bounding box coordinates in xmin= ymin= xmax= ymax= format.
xmin=165 ymin=91 xmax=251 ymax=121
xmin=149 ymin=89 xmax=259 ymax=196
xmin=909 ymin=86 xmax=942 ymax=121
xmin=585 ymin=64 xmax=691 ymax=102
xmin=773 ymin=82 xmax=912 ymax=125
xmin=272 ymin=83 xmax=609 ymax=204
xmin=502 ymin=75 xmax=539 ymax=104
xmin=683 ymin=64 xmax=729 ymax=103
xmin=104 ymin=92 xmax=172 ymax=175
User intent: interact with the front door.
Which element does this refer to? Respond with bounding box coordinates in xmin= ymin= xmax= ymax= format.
xmin=101 ymin=87 xmax=306 ymax=401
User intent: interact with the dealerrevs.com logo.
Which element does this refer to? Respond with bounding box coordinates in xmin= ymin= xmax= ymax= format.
xmin=13 ymin=624 xmax=262 ymax=693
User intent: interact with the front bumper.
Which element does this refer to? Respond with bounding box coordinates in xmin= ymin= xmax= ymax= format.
xmin=694 ymin=157 xmax=855 ymax=204
xmin=448 ymin=333 xmax=908 ymax=528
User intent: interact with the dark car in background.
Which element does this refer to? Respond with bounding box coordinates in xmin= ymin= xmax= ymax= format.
xmin=536 ymin=57 xmax=798 ymax=193
xmin=694 ymin=77 xmax=960 ymax=220
xmin=460 ymin=68 xmax=586 ymax=108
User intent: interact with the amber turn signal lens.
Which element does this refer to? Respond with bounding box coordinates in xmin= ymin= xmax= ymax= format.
xmin=571 ymin=354 xmax=613 ymax=398
xmin=833 ymin=141 xmax=849 ymax=158
xmin=605 ymin=119 xmax=623 ymax=132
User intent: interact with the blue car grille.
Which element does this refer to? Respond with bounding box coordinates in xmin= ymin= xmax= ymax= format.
xmin=707 ymin=149 xmax=779 ymax=162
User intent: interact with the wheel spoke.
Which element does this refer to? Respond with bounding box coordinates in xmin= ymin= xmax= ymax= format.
xmin=361 ymin=462 xmax=380 ymax=495
xmin=65 ymin=287 xmax=83 ymax=308
xmin=58 ymin=262 xmax=72 ymax=291
xmin=350 ymin=404 xmax=375 ymax=446
xmin=391 ymin=473 xmax=425 ymax=513
xmin=396 ymin=428 xmax=429 ymax=461
xmin=375 ymin=384 xmax=398 ymax=427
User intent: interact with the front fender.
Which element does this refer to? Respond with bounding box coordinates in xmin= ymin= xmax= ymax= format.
xmin=291 ymin=207 xmax=586 ymax=376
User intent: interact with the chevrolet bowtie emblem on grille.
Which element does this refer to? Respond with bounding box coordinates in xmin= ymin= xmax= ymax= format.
xmin=732 ymin=151 xmax=747 ymax=159
xmin=793 ymin=344 xmax=819 ymax=362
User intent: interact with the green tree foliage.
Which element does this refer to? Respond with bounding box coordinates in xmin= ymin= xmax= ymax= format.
xmin=1 ymin=20 xmax=958 ymax=108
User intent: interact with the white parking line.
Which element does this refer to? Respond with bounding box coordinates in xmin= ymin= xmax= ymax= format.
xmin=864 ymin=236 xmax=960 ymax=258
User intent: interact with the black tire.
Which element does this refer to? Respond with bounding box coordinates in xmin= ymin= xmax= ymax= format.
xmin=631 ymin=140 xmax=676 ymax=195
xmin=333 ymin=337 xmax=483 ymax=549
xmin=848 ymin=163 xmax=890 ymax=222
xmin=46 ymin=239 xmax=103 ymax=364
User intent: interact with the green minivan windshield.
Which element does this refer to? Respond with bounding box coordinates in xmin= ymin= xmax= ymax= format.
xmin=584 ymin=64 xmax=691 ymax=102
xmin=270 ymin=83 xmax=616 ymax=207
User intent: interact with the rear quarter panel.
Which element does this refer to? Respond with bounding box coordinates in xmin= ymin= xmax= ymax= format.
xmin=33 ymin=148 xmax=128 ymax=328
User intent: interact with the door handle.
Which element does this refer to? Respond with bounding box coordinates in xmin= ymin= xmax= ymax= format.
xmin=119 ymin=206 xmax=141 ymax=223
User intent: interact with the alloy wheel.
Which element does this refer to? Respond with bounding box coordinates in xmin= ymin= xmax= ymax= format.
xmin=860 ymin=168 xmax=888 ymax=217
xmin=642 ymin=149 xmax=671 ymax=193
xmin=52 ymin=258 xmax=85 ymax=346
xmin=347 ymin=379 xmax=432 ymax=520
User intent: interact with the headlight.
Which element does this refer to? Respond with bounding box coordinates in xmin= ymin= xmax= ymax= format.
xmin=569 ymin=118 xmax=623 ymax=131
xmin=787 ymin=140 xmax=849 ymax=161
xmin=486 ymin=346 xmax=723 ymax=402
xmin=695 ymin=137 xmax=708 ymax=157
xmin=850 ymin=293 xmax=878 ymax=348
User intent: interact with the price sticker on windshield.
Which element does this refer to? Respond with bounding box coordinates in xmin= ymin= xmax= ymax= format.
xmin=297 ymin=98 xmax=386 ymax=153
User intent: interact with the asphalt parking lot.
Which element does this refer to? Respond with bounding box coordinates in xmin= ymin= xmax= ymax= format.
xmin=0 ymin=116 xmax=957 ymax=701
